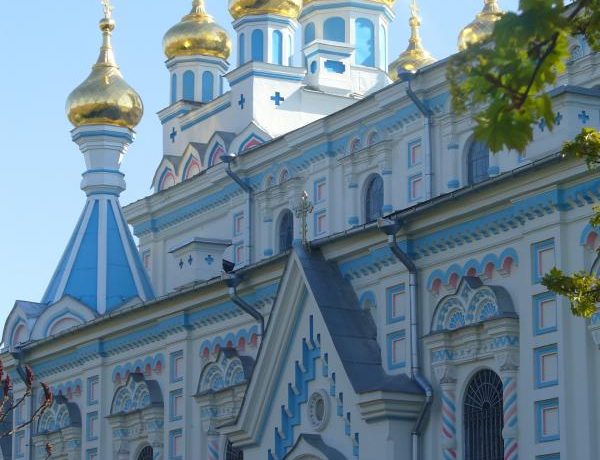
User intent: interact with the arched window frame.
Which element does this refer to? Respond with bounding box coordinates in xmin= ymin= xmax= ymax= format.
xmin=304 ymin=22 xmax=316 ymax=44
xmin=462 ymin=369 xmax=504 ymax=460
xmin=239 ymin=33 xmax=245 ymax=65
xmin=466 ymin=139 xmax=490 ymax=185
xmin=170 ymin=73 xmax=177 ymax=104
xmin=202 ymin=71 xmax=214 ymax=102
xmin=364 ymin=174 xmax=384 ymax=223
xmin=272 ymin=30 xmax=283 ymax=65
xmin=324 ymin=17 xmax=346 ymax=42
xmin=355 ymin=18 xmax=375 ymax=67
xmin=251 ymin=29 xmax=264 ymax=62
xmin=277 ymin=209 xmax=294 ymax=253
xmin=182 ymin=70 xmax=195 ymax=101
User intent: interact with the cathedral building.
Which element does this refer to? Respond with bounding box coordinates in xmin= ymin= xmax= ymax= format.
xmin=2 ymin=0 xmax=599 ymax=459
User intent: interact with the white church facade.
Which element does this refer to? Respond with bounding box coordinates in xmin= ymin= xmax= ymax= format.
xmin=2 ymin=0 xmax=600 ymax=459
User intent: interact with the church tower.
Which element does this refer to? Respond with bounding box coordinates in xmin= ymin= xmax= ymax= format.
xmin=229 ymin=0 xmax=302 ymax=67
xmin=44 ymin=1 xmax=155 ymax=315
xmin=163 ymin=0 xmax=232 ymax=104
xmin=299 ymin=0 xmax=394 ymax=95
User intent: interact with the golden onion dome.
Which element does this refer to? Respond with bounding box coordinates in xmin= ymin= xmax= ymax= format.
xmin=303 ymin=0 xmax=395 ymax=7
xmin=229 ymin=0 xmax=303 ymax=20
xmin=66 ymin=6 xmax=143 ymax=130
xmin=389 ymin=0 xmax=435 ymax=80
xmin=458 ymin=0 xmax=503 ymax=51
xmin=164 ymin=0 xmax=232 ymax=60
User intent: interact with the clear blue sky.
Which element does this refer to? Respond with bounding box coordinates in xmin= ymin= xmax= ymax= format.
xmin=0 ymin=0 xmax=518 ymax=328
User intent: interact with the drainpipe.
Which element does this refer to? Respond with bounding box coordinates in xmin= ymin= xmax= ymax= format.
xmin=222 ymin=153 xmax=253 ymax=266
xmin=406 ymin=77 xmax=434 ymax=201
xmin=378 ymin=218 xmax=433 ymax=460
xmin=223 ymin=272 xmax=265 ymax=336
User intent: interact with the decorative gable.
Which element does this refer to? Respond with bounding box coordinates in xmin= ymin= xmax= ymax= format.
xmin=430 ymin=276 xmax=517 ymax=333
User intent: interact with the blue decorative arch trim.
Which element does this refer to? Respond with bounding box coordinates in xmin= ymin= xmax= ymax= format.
xmin=201 ymin=71 xmax=214 ymax=102
xmin=43 ymin=308 xmax=91 ymax=338
xmin=208 ymin=142 xmax=226 ymax=167
xmin=111 ymin=353 xmax=165 ymax=383
xmin=182 ymin=155 xmax=200 ymax=179
xmin=354 ymin=18 xmax=375 ymax=67
xmin=199 ymin=325 xmax=260 ymax=354
xmin=238 ymin=133 xmax=266 ymax=153
xmin=580 ymin=223 xmax=599 ymax=246
xmin=426 ymin=248 xmax=520 ymax=290
xmin=158 ymin=167 xmax=176 ymax=191
xmin=51 ymin=379 xmax=83 ymax=398
xmin=251 ymin=29 xmax=264 ymax=62
xmin=182 ymin=70 xmax=195 ymax=100
xmin=324 ymin=17 xmax=345 ymax=42
xmin=359 ymin=291 xmax=376 ymax=308
xmin=272 ymin=30 xmax=283 ymax=65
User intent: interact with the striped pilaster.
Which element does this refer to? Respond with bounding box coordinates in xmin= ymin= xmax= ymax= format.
xmin=440 ymin=383 xmax=457 ymax=460
xmin=502 ymin=373 xmax=518 ymax=460
xmin=208 ymin=437 xmax=220 ymax=460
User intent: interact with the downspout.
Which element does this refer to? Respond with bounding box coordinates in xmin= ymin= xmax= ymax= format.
xmin=223 ymin=154 xmax=253 ymax=266
xmin=223 ymin=273 xmax=265 ymax=336
xmin=406 ymin=77 xmax=434 ymax=201
xmin=378 ymin=218 xmax=433 ymax=460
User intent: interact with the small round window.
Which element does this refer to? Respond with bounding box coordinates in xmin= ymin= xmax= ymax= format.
xmin=307 ymin=390 xmax=330 ymax=431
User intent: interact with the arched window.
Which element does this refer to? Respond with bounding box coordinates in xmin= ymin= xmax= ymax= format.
xmin=272 ymin=30 xmax=283 ymax=65
xmin=170 ymin=73 xmax=177 ymax=104
xmin=278 ymin=210 xmax=294 ymax=253
xmin=463 ymin=370 xmax=504 ymax=460
xmin=251 ymin=29 xmax=264 ymax=62
xmin=137 ymin=446 xmax=153 ymax=460
xmin=467 ymin=140 xmax=490 ymax=185
xmin=304 ymin=22 xmax=316 ymax=44
xmin=324 ymin=17 xmax=345 ymax=42
xmin=183 ymin=70 xmax=195 ymax=101
xmin=202 ymin=71 xmax=214 ymax=102
xmin=365 ymin=174 xmax=384 ymax=222
xmin=379 ymin=25 xmax=387 ymax=70
xmin=355 ymin=18 xmax=375 ymax=67
xmin=225 ymin=441 xmax=243 ymax=460
xmin=239 ymin=33 xmax=245 ymax=65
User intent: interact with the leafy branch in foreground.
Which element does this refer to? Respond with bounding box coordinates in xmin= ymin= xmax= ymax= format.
xmin=448 ymin=0 xmax=600 ymax=318
xmin=448 ymin=0 xmax=599 ymax=153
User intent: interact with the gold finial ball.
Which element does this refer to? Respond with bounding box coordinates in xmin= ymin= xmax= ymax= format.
xmin=458 ymin=0 xmax=503 ymax=51
xmin=163 ymin=10 xmax=232 ymax=60
xmin=229 ymin=0 xmax=303 ymax=20
xmin=66 ymin=67 xmax=144 ymax=130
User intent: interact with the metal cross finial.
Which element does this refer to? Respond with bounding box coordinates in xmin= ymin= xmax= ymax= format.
xmin=295 ymin=191 xmax=314 ymax=249
xmin=101 ymin=0 xmax=114 ymax=20
xmin=410 ymin=0 xmax=419 ymax=18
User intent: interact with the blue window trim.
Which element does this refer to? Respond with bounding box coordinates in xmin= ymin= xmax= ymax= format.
xmin=386 ymin=283 xmax=406 ymax=324
xmin=407 ymin=139 xmax=422 ymax=168
xmin=86 ymin=411 xmax=99 ymax=442
xmin=15 ymin=431 xmax=25 ymax=458
xmin=313 ymin=177 xmax=327 ymax=204
xmin=314 ymin=209 xmax=327 ymax=236
xmin=535 ymin=398 xmax=560 ymax=443
xmin=170 ymin=350 xmax=184 ymax=383
xmin=534 ymin=344 xmax=559 ymax=389
xmin=408 ymin=173 xmax=423 ymax=202
xmin=233 ymin=212 xmax=244 ymax=237
xmin=533 ymin=291 xmax=558 ymax=335
xmin=386 ymin=330 xmax=407 ymax=370
xmin=87 ymin=375 xmax=99 ymax=405
xmin=234 ymin=242 xmax=244 ymax=264
xmin=170 ymin=429 xmax=183 ymax=460
xmin=170 ymin=389 xmax=184 ymax=421
xmin=531 ymin=238 xmax=555 ymax=284
xmin=86 ymin=448 xmax=98 ymax=460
